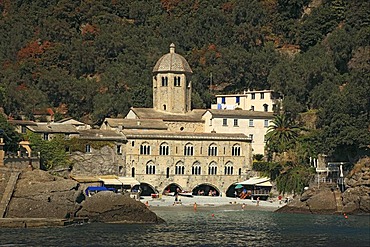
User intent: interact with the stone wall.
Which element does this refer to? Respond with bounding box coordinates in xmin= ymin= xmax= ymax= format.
xmin=69 ymin=146 xmax=125 ymax=176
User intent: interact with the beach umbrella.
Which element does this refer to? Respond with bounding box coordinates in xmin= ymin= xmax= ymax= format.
xmin=235 ymin=184 xmax=243 ymax=189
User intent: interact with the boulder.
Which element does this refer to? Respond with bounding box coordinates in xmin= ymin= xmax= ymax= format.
xmin=76 ymin=192 xmax=164 ymax=224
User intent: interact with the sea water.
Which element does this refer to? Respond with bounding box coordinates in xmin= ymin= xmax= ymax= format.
xmin=0 ymin=209 xmax=369 ymax=247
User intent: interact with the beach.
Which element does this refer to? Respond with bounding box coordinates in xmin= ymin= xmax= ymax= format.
xmin=140 ymin=195 xmax=285 ymax=212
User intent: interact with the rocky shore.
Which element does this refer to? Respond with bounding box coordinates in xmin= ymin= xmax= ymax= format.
xmin=3 ymin=169 xmax=164 ymax=226
xmin=277 ymin=157 xmax=370 ymax=215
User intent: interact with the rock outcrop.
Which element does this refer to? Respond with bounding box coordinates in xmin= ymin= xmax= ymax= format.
xmin=277 ymin=157 xmax=370 ymax=215
xmin=5 ymin=169 xmax=164 ymax=224
xmin=76 ymin=192 xmax=164 ymax=223
xmin=276 ymin=186 xmax=339 ymax=214
xmin=342 ymin=157 xmax=370 ymax=214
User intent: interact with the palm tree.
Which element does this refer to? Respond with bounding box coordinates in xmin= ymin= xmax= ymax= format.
xmin=265 ymin=114 xmax=300 ymax=155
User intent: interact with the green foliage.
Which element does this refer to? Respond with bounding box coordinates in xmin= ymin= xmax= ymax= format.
xmin=26 ymin=132 xmax=70 ymax=170
xmin=67 ymin=137 xmax=113 ymax=153
xmin=265 ymin=114 xmax=300 ymax=154
xmin=0 ymin=0 xmax=368 ymax=163
xmin=276 ymin=166 xmax=315 ymax=195
xmin=252 ymin=161 xmax=282 ymax=180
xmin=0 ymin=114 xmax=21 ymax=152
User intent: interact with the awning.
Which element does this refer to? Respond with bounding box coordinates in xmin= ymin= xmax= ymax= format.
xmin=235 ymin=184 xmax=243 ymax=189
xmin=117 ymin=177 xmax=140 ymax=187
xmin=99 ymin=178 xmax=122 ymax=186
xmin=255 ymin=181 xmax=272 ymax=187
xmin=237 ymin=177 xmax=270 ymax=185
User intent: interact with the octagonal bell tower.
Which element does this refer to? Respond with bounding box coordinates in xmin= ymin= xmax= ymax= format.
xmin=152 ymin=43 xmax=193 ymax=114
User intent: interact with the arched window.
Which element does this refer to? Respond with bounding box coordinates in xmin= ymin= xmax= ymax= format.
xmin=162 ymin=76 xmax=168 ymax=86
xmin=146 ymin=162 xmax=156 ymax=175
xmin=166 ymin=167 xmax=170 ymax=178
xmin=224 ymin=162 xmax=234 ymax=175
xmin=159 ymin=142 xmax=169 ymax=155
xmin=140 ymin=143 xmax=151 ymax=155
xmin=263 ymin=104 xmax=268 ymax=112
xmin=184 ymin=143 xmax=194 ymax=156
xmin=163 ymin=104 xmax=167 ymax=111
xmin=208 ymin=162 xmax=217 ymax=175
xmin=175 ymin=161 xmax=185 ymax=175
xmin=208 ymin=144 xmax=218 ymax=156
xmin=131 ymin=167 xmax=135 ymax=177
xmin=192 ymin=162 xmax=201 ymax=175
xmin=232 ymin=144 xmax=241 ymax=156
xmin=238 ymin=168 xmax=242 ymax=175
xmin=174 ymin=76 xmax=181 ymax=86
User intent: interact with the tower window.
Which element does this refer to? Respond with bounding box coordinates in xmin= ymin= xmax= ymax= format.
xmin=162 ymin=76 xmax=168 ymax=86
xmin=174 ymin=76 xmax=181 ymax=86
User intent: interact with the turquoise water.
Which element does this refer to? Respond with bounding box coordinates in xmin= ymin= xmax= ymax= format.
xmin=0 ymin=209 xmax=369 ymax=247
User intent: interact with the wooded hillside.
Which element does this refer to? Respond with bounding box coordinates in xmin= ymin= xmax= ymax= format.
xmin=0 ymin=0 xmax=369 ymax=161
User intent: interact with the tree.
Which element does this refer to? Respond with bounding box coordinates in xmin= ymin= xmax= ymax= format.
xmin=265 ymin=114 xmax=300 ymax=155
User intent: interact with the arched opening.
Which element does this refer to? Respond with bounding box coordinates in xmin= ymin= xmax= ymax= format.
xmin=225 ymin=183 xmax=239 ymax=198
xmin=139 ymin=182 xmax=157 ymax=196
xmin=163 ymin=183 xmax=183 ymax=195
xmin=192 ymin=184 xmax=220 ymax=196
xmin=131 ymin=167 xmax=135 ymax=177
xmin=166 ymin=167 xmax=170 ymax=178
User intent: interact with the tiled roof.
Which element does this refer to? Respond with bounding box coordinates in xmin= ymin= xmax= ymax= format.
xmin=205 ymin=109 xmax=275 ymax=119
xmin=27 ymin=123 xmax=79 ymax=133
xmin=104 ymin=118 xmax=168 ymax=130
xmin=78 ymin=129 xmax=126 ymax=141
xmin=131 ymin=108 xmax=206 ymax=122
xmin=8 ymin=120 xmax=37 ymax=126
xmin=152 ymin=43 xmax=193 ymax=73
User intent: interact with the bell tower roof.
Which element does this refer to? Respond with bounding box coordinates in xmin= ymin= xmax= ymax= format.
xmin=152 ymin=43 xmax=193 ymax=73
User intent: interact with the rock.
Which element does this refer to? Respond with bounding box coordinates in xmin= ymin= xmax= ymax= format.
xmin=5 ymin=169 xmax=164 ymax=224
xmin=76 ymin=192 xmax=164 ymax=224
xmin=277 ymin=187 xmax=338 ymax=214
xmin=342 ymin=157 xmax=370 ymax=214
xmin=6 ymin=170 xmax=80 ymax=218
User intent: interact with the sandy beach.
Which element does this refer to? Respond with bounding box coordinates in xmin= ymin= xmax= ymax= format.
xmin=140 ymin=195 xmax=285 ymax=212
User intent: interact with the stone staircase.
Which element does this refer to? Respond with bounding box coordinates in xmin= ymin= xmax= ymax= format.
xmin=0 ymin=171 xmax=20 ymax=218
xmin=334 ymin=190 xmax=343 ymax=213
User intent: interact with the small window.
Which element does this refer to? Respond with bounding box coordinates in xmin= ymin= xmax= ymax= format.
xmin=264 ymin=104 xmax=268 ymax=112
xmin=162 ymin=76 xmax=168 ymax=86
xmin=174 ymin=76 xmax=181 ymax=86
xmin=233 ymin=119 xmax=238 ymax=126
xmin=221 ymin=97 xmax=226 ymax=104
xmin=249 ymin=119 xmax=254 ymax=127
xmin=236 ymin=96 xmax=240 ymax=104
xmin=264 ymin=120 xmax=269 ymax=128
xmin=251 ymin=93 xmax=255 ymax=100
xmin=222 ymin=118 xmax=227 ymax=126
xmin=117 ymin=145 xmax=122 ymax=154
xmin=232 ymin=144 xmax=241 ymax=156
xmin=238 ymin=168 xmax=242 ymax=175
xmin=163 ymin=104 xmax=167 ymax=111
xmin=85 ymin=144 xmax=91 ymax=153
xmin=184 ymin=144 xmax=194 ymax=156
xmin=43 ymin=133 xmax=49 ymax=141
xmin=260 ymin=93 xmax=264 ymax=99
xmin=146 ymin=163 xmax=155 ymax=174
xmin=21 ymin=126 xmax=27 ymax=134
xmin=131 ymin=141 xmax=135 ymax=147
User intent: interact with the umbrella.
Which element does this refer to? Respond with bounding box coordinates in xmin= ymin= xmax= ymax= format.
xmin=235 ymin=184 xmax=243 ymax=189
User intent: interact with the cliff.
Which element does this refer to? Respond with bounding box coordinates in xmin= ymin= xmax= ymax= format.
xmin=5 ymin=169 xmax=164 ymax=224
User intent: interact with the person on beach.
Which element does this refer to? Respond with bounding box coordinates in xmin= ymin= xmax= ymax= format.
xmin=256 ymin=197 xmax=260 ymax=206
xmin=241 ymin=203 xmax=246 ymax=210
xmin=193 ymin=202 xmax=197 ymax=211
xmin=145 ymin=201 xmax=149 ymax=207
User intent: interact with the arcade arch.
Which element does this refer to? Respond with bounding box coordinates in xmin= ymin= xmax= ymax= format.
xmin=192 ymin=183 xmax=220 ymax=196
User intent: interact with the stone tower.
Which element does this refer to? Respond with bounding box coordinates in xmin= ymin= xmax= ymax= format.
xmin=152 ymin=43 xmax=193 ymax=114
